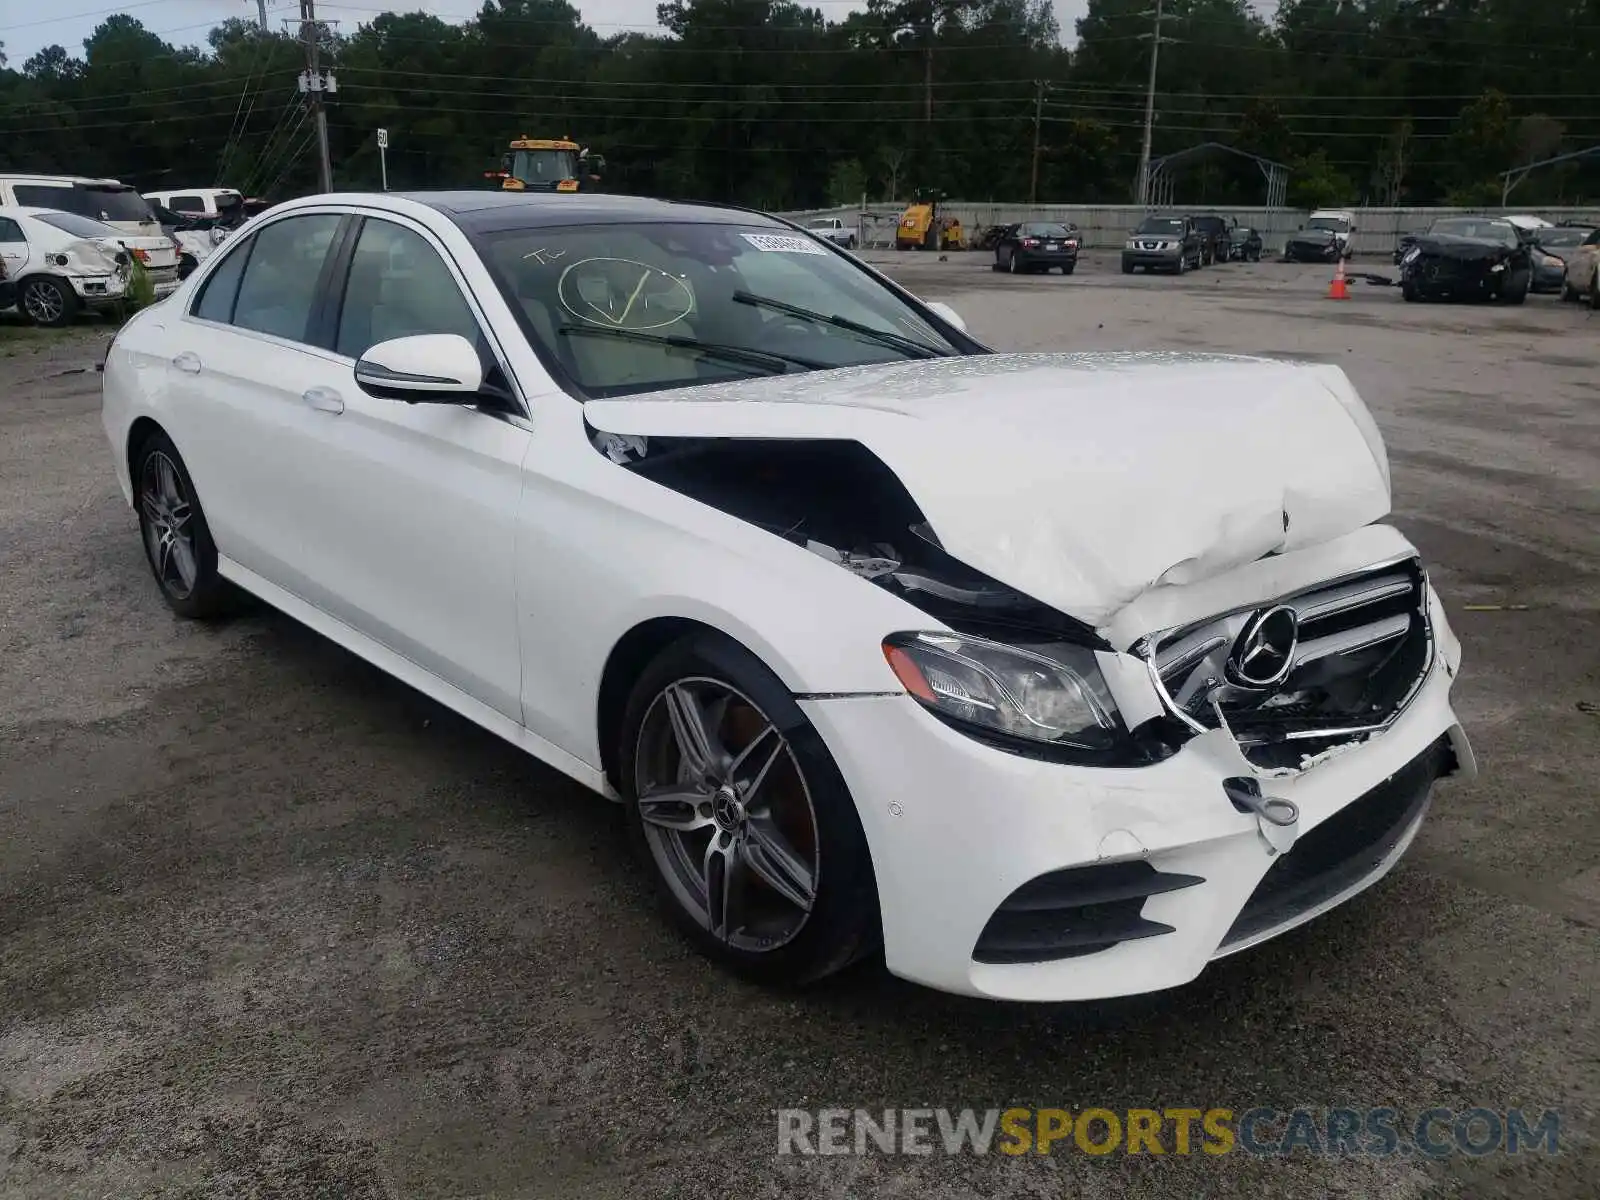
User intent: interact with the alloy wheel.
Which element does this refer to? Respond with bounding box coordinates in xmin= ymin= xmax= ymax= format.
xmin=633 ymin=677 xmax=819 ymax=953
xmin=140 ymin=450 xmax=198 ymax=598
xmin=22 ymin=280 xmax=64 ymax=325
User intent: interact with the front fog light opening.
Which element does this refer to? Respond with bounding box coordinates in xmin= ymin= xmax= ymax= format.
xmin=883 ymin=631 xmax=1122 ymax=754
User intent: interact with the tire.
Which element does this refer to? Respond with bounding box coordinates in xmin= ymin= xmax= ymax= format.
xmin=20 ymin=275 xmax=77 ymax=328
xmin=618 ymin=631 xmax=880 ymax=986
xmin=1007 ymin=250 xmax=1018 ymax=274
xmin=1401 ymin=279 xmax=1419 ymax=302
xmin=1061 ymin=263 xmax=1075 ymax=275
xmin=1176 ymin=254 xmax=1187 ymax=276
xmin=1121 ymin=262 xmax=1135 ymax=275
xmin=132 ymin=430 xmax=231 ymax=619
xmin=1503 ymin=274 xmax=1529 ymax=305
xmin=1561 ymin=280 xmax=1579 ymax=302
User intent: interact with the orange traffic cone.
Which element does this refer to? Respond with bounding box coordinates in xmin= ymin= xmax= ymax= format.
xmin=1327 ymin=257 xmax=1350 ymax=300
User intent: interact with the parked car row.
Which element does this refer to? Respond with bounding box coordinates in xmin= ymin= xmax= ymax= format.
xmin=1119 ymin=213 xmax=1264 ymax=275
xmin=1390 ymin=214 xmax=1599 ymax=305
xmin=0 ymin=174 xmax=267 ymax=325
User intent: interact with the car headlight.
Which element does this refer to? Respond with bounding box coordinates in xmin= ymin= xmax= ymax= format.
xmin=882 ymin=632 xmax=1122 ymax=754
xmin=1125 ymin=239 xmax=1138 ymax=249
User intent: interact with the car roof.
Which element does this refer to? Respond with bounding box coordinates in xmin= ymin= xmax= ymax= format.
xmin=0 ymin=174 xmax=128 ymax=186
xmin=398 ymin=190 xmax=788 ymax=233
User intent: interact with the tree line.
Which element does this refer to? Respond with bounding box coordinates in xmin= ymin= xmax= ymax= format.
xmin=2 ymin=0 xmax=1597 ymax=212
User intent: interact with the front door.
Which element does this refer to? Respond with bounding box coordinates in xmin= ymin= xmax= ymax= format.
xmin=281 ymin=214 xmax=529 ymax=720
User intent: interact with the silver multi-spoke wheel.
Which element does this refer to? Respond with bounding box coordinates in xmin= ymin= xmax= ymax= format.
xmin=633 ymin=677 xmax=819 ymax=953
xmin=140 ymin=450 xmax=198 ymax=599
xmin=22 ymin=279 xmax=67 ymax=326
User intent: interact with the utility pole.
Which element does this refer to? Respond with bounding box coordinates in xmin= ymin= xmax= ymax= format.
xmin=254 ymin=0 xmax=268 ymax=33
xmin=297 ymin=0 xmax=334 ymax=193
xmin=924 ymin=42 xmax=933 ymax=123
xmin=1030 ymin=80 xmax=1046 ymax=205
xmin=1135 ymin=0 xmax=1164 ymax=207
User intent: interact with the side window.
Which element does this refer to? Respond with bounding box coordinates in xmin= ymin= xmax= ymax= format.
xmin=192 ymin=234 xmax=255 ymax=324
xmin=231 ymin=214 xmax=342 ymax=343
xmin=170 ymin=194 xmax=205 ymax=213
xmin=0 ymin=217 xmax=25 ymax=242
xmin=334 ymin=218 xmax=479 ymax=360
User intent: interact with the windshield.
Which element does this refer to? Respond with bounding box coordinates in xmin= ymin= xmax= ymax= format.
xmin=1307 ymin=216 xmax=1349 ymax=232
xmin=1135 ymin=218 xmax=1184 ymax=235
xmin=1430 ymin=218 xmax=1518 ymax=247
xmin=1537 ymin=228 xmax=1591 ymax=249
xmin=33 ymin=211 xmax=120 ymax=238
xmin=13 ymin=183 xmax=156 ymax=225
xmin=477 ymin=221 xmax=961 ymax=397
xmin=511 ymin=148 xmax=579 ymax=185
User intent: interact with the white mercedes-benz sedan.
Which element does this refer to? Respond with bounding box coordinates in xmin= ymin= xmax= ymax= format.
xmin=101 ymin=191 xmax=1475 ymax=1001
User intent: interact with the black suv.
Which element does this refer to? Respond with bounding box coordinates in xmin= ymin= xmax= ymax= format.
xmin=1121 ymin=215 xmax=1206 ymax=275
xmin=1187 ymin=214 xmax=1235 ymax=266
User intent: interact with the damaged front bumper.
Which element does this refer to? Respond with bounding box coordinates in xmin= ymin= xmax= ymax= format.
xmin=801 ymin=579 xmax=1471 ymax=1002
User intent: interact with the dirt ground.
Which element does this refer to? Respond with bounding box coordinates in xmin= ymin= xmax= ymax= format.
xmin=2 ymin=255 xmax=1597 ymax=1198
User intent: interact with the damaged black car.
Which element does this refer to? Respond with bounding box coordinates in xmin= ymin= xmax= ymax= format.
xmin=1283 ymin=226 xmax=1342 ymax=263
xmin=1398 ymin=216 xmax=1532 ymax=304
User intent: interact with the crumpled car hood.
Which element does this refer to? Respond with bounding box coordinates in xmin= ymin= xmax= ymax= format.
xmin=584 ymin=352 xmax=1392 ymax=628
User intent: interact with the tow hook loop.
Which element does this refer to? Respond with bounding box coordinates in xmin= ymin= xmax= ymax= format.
xmin=1224 ymin=777 xmax=1300 ymax=856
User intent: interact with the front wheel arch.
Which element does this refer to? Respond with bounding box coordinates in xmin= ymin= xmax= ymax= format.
xmin=597 ymin=615 xmax=709 ymax=793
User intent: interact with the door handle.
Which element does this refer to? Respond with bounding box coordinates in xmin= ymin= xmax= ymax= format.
xmin=301 ymin=386 xmax=344 ymax=414
xmin=172 ymin=351 xmax=202 ymax=374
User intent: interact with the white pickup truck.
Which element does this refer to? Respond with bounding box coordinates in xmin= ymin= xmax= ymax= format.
xmin=804 ymin=216 xmax=857 ymax=250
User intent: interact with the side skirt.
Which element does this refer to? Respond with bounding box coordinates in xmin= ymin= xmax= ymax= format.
xmin=218 ymin=556 xmax=618 ymax=800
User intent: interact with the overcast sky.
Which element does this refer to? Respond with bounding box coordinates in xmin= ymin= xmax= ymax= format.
xmin=3 ymin=0 xmax=1106 ymax=63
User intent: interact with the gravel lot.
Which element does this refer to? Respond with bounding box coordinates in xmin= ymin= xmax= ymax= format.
xmin=2 ymin=253 xmax=1597 ymax=1198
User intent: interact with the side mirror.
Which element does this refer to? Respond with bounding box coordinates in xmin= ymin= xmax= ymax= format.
xmin=354 ymin=334 xmax=485 ymax=403
xmin=924 ymin=300 xmax=966 ymax=333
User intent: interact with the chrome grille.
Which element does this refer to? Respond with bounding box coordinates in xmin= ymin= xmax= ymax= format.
xmin=1143 ymin=561 xmax=1432 ymax=769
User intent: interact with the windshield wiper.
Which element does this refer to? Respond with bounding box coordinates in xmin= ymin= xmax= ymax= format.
xmin=556 ymin=324 xmax=825 ymax=373
xmin=731 ymin=290 xmax=946 ymax=359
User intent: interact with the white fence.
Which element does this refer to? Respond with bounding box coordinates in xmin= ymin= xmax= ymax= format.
xmin=780 ymin=203 xmax=1600 ymax=257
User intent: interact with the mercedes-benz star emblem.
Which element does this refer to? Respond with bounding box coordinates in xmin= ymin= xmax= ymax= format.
xmin=1226 ymin=605 xmax=1300 ymax=689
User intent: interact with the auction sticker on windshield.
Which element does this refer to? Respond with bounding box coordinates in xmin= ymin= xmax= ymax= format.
xmin=741 ymin=233 xmax=827 ymax=255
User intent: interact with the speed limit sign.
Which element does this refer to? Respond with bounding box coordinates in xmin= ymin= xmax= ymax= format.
xmin=376 ymin=128 xmax=389 ymax=149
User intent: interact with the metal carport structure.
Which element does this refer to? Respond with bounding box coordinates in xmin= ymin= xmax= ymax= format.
xmin=1143 ymin=142 xmax=1290 ymax=210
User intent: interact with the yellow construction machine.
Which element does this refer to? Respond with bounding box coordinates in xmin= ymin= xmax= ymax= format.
xmin=486 ymin=136 xmax=606 ymax=193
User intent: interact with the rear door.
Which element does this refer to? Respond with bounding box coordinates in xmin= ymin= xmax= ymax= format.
xmin=162 ymin=210 xmax=350 ymax=591
xmin=0 ymin=216 xmax=29 ymax=295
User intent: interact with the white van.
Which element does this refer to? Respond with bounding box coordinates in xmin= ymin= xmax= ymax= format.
xmin=144 ymin=187 xmax=245 ymax=221
xmin=0 ymin=175 xmax=162 ymax=239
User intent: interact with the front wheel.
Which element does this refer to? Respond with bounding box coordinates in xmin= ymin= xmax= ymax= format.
xmin=20 ymin=276 xmax=77 ymax=327
xmin=1401 ymin=279 xmax=1419 ymax=302
xmin=133 ymin=430 xmax=231 ymax=619
xmin=619 ymin=633 xmax=880 ymax=986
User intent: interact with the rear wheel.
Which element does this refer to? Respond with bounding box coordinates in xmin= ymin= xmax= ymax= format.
xmin=619 ymin=633 xmax=879 ymax=986
xmin=133 ymin=430 xmax=231 ymax=619
xmin=20 ymin=276 xmax=77 ymax=328
xmin=1061 ymin=263 xmax=1075 ymax=275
